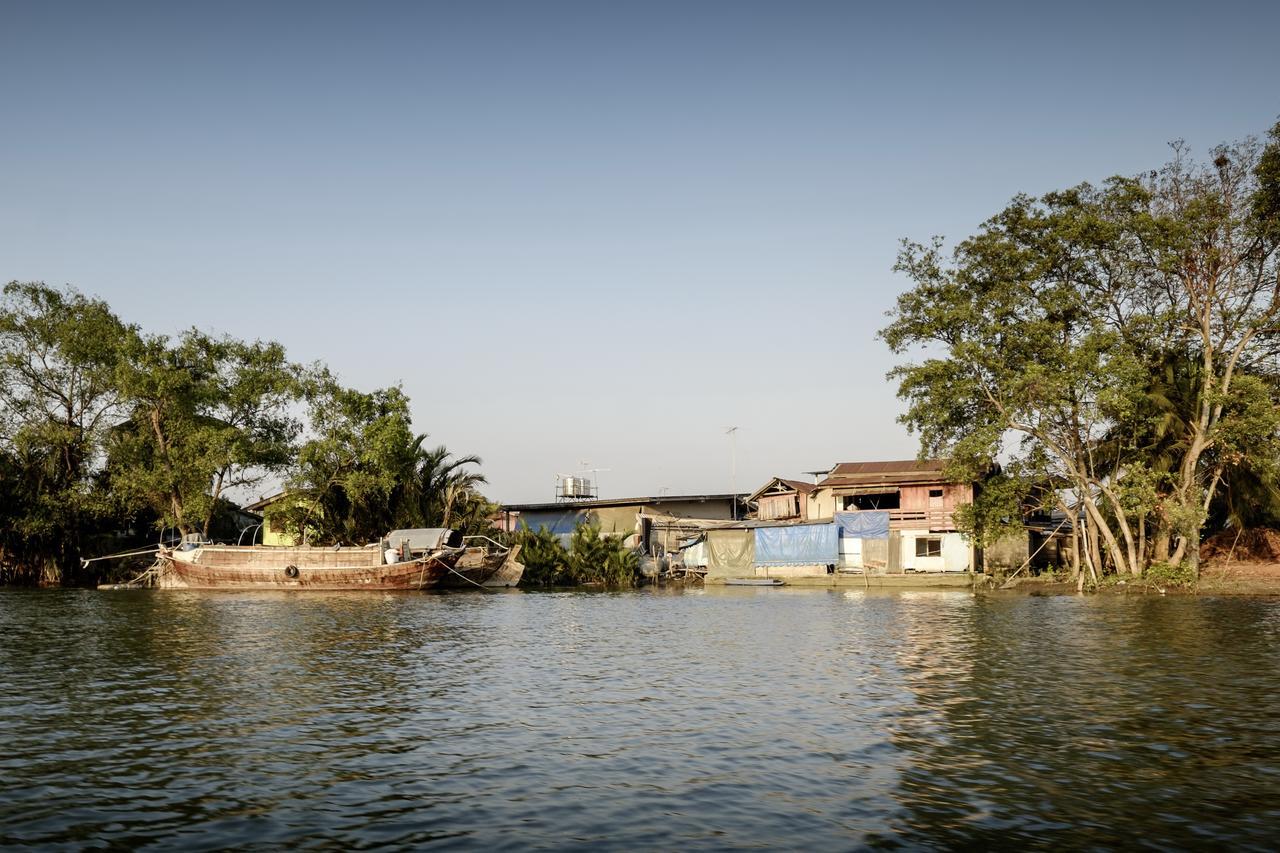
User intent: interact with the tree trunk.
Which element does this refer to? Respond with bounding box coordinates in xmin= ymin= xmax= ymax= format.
xmin=1083 ymin=498 xmax=1130 ymax=576
xmin=1137 ymin=515 xmax=1146 ymax=574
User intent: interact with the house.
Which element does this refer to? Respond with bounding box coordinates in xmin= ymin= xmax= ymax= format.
xmin=242 ymin=491 xmax=321 ymax=547
xmin=500 ymin=493 xmax=749 ymax=553
xmin=747 ymin=477 xmax=816 ymax=521
xmin=813 ymin=459 xmax=975 ymax=573
xmin=730 ymin=460 xmax=982 ymax=578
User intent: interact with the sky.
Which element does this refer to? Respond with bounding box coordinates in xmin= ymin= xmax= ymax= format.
xmin=3 ymin=1 xmax=1278 ymax=503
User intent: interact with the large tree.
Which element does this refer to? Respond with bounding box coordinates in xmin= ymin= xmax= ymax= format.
xmin=0 ymin=282 xmax=134 ymax=583
xmin=110 ymin=330 xmax=301 ymax=537
xmin=281 ymin=372 xmax=492 ymax=544
xmin=883 ymin=122 xmax=1280 ymax=577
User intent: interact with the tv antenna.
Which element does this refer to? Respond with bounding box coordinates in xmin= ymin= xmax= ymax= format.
xmin=724 ymin=426 xmax=739 ymax=519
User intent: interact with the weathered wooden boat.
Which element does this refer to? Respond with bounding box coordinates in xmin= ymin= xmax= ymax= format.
xmin=155 ymin=528 xmax=467 ymax=591
xmin=723 ymin=577 xmax=786 ymax=586
xmin=446 ymin=540 xmax=524 ymax=588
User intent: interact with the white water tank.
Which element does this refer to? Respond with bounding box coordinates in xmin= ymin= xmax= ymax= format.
xmin=561 ymin=476 xmax=593 ymax=498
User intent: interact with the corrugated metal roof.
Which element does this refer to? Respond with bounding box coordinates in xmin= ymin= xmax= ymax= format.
xmin=827 ymin=459 xmax=947 ymax=476
xmin=817 ymin=459 xmax=954 ymax=489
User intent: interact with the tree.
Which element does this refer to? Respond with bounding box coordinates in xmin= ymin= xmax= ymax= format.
xmin=283 ymin=373 xmax=422 ymax=544
xmin=110 ymin=330 xmax=301 ymax=537
xmin=0 ymin=282 xmax=134 ymax=583
xmin=883 ymin=122 xmax=1280 ymax=577
xmin=405 ymin=443 xmax=488 ymax=531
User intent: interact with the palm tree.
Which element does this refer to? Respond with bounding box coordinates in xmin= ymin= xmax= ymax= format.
xmin=404 ymin=443 xmax=487 ymax=529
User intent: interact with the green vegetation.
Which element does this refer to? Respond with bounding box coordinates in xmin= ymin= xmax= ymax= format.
xmin=884 ymin=120 xmax=1280 ymax=581
xmin=517 ymin=523 xmax=642 ymax=587
xmin=0 ymin=282 xmax=493 ymax=585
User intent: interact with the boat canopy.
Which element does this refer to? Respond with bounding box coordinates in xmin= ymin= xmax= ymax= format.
xmin=386 ymin=528 xmax=463 ymax=551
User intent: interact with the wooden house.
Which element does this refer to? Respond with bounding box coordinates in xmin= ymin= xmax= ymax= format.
xmin=810 ymin=459 xmax=975 ymax=573
xmin=747 ymin=477 xmax=817 ymax=521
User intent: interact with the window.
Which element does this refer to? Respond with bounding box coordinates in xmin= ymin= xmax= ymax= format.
xmin=928 ymin=489 xmax=943 ymax=498
xmin=915 ymin=537 xmax=942 ymax=558
xmin=846 ymin=492 xmax=900 ymax=510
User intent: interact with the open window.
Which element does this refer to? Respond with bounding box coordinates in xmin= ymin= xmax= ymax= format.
xmin=842 ymin=491 xmax=901 ymax=511
xmin=915 ymin=537 xmax=942 ymax=558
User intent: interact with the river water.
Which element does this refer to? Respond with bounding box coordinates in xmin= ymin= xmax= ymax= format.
xmin=2 ymin=588 xmax=1279 ymax=850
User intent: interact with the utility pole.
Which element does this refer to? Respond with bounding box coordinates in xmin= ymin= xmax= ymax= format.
xmin=725 ymin=426 xmax=738 ymax=520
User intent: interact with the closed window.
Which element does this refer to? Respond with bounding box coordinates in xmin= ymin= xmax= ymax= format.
xmin=915 ymin=537 xmax=942 ymax=558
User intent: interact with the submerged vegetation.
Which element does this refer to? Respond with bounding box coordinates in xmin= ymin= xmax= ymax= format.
xmin=0 ymin=283 xmax=492 ymax=586
xmin=885 ymin=120 xmax=1280 ymax=582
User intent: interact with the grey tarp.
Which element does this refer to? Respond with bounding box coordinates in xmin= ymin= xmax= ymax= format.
xmin=705 ymin=529 xmax=755 ymax=577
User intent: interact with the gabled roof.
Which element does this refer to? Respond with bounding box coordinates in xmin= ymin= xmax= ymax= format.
xmin=817 ymin=458 xmax=955 ymax=489
xmin=243 ymin=490 xmax=292 ymax=512
xmin=747 ymin=476 xmax=816 ymax=503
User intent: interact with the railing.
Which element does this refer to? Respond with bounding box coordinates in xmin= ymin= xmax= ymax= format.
xmin=882 ymin=508 xmax=956 ymax=530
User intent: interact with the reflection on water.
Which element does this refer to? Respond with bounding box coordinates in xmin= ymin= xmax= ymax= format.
xmin=2 ymin=588 xmax=1279 ymax=848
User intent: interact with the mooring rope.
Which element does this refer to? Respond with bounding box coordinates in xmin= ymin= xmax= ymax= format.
xmin=81 ymin=546 xmax=164 ymax=567
xmin=443 ymin=560 xmax=496 ymax=591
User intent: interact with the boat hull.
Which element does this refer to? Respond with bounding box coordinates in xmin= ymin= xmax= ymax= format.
xmin=157 ymin=545 xmax=458 ymax=591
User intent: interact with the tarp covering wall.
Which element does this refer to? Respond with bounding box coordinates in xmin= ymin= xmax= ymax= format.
xmin=519 ymin=510 xmax=588 ymax=535
xmin=753 ymin=524 xmax=838 ymax=566
xmin=835 ymin=511 xmax=890 ymax=540
xmin=706 ymin=529 xmax=755 ymax=576
xmin=679 ymin=540 xmax=708 ymax=569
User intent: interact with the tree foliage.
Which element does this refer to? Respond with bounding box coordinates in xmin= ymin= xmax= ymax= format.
xmin=0 ymin=283 xmax=496 ymax=584
xmin=883 ymin=122 xmax=1280 ymax=577
xmin=278 ymin=372 xmax=493 ymax=545
xmin=0 ymin=283 xmax=134 ymax=583
xmin=109 ymin=331 xmax=301 ymax=536
xmin=516 ymin=522 xmax=642 ymax=587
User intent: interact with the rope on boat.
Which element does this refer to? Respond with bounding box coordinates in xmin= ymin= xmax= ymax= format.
xmin=101 ymin=559 xmax=164 ymax=589
xmin=81 ymin=545 xmax=164 ymax=567
xmin=443 ymin=560 xmax=496 ymax=592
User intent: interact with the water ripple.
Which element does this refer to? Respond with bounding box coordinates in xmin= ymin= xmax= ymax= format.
xmin=2 ymin=588 xmax=1279 ymax=848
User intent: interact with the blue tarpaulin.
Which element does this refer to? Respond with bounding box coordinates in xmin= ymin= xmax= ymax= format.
xmin=835 ymin=511 xmax=890 ymax=540
xmin=753 ymin=524 xmax=839 ymax=566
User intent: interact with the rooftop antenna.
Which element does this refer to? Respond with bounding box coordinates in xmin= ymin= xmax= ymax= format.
xmin=725 ymin=426 xmax=738 ymax=519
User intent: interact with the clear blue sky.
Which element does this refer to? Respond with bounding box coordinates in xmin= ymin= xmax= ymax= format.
xmin=3 ymin=1 xmax=1278 ymax=502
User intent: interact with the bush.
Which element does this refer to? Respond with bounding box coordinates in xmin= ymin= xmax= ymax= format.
xmin=517 ymin=522 xmax=642 ymax=587
xmin=516 ymin=527 xmax=570 ymax=585
xmin=1145 ymin=560 xmax=1196 ymax=588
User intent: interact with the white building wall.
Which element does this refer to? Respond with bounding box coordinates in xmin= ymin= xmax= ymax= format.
xmin=901 ymin=530 xmax=970 ymax=572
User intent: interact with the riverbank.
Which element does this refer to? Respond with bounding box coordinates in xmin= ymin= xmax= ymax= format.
xmin=997 ymin=561 xmax=1280 ymax=596
xmin=705 ymin=573 xmax=984 ymax=589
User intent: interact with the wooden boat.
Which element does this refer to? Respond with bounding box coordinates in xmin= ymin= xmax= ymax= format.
xmin=155 ymin=528 xmax=466 ymax=591
xmin=723 ymin=578 xmax=786 ymax=586
xmin=446 ymin=541 xmax=524 ymax=588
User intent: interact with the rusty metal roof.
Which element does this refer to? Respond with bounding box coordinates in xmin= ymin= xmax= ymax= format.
xmin=817 ymin=459 xmax=953 ymax=489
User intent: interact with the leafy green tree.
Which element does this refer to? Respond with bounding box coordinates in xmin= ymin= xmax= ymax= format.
xmin=110 ymin=330 xmax=301 ymax=537
xmin=884 ymin=122 xmax=1280 ymax=576
xmin=0 ymin=282 xmax=134 ymax=583
xmin=282 ymin=373 xmax=421 ymax=544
